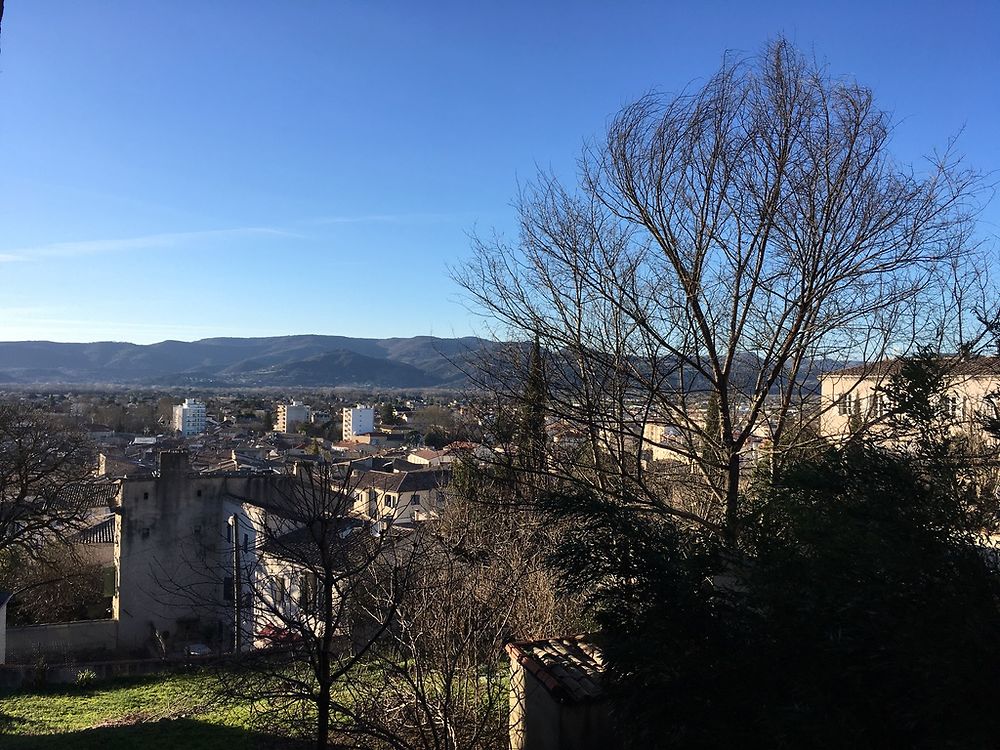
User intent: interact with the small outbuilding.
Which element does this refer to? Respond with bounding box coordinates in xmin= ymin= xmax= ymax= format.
xmin=506 ymin=635 xmax=621 ymax=750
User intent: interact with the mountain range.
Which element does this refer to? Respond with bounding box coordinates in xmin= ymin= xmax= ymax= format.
xmin=0 ymin=335 xmax=494 ymax=388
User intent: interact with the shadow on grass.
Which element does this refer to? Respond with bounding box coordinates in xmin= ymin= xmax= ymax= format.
xmin=0 ymin=711 xmax=30 ymax=732
xmin=0 ymin=717 xmax=312 ymax=750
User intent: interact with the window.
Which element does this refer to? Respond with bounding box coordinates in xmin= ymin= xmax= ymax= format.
xmin=869 ymin=393 xmax=889 ymax=418
xmin=223 ymin=576 xmax=234 ymax=601
xmin=411 ymin=494 xmax=421 ymax=506
xmin=299 ymin=572 xmax=318 ymax=610
xmin=837 ymin=392 xmax=854 ymax=416
xmin=384 ymin=494 xmax=397 ymax=509
xmin=141 ymin=527 xmax=150 ymax=539
xmin=940 ymin=394 xmax=958 ymax=420
xmin=243 ymin=533 xmax=249 ymax=553
xmin=143 ymin=492 xmax=149 ymax=500
xmin=226 ymin=524 xmax=232 ymax=543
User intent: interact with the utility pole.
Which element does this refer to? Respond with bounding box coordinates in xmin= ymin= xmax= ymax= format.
xmin=229 ymin=513 xmax=242 ymax=655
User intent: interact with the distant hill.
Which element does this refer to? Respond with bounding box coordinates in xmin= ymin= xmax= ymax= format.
xmin=0 ymin=335 xmax=493 ymax=388
xmin=0 ymin=335 xmax=839 ymax=392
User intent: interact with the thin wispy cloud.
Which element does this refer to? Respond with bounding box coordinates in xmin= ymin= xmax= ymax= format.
xmin=0 ymin=306 xmax=50 ymax=319
xmin=305 ymin=212 xmax=473 ymax=226
xmin=0 ymin=226 xmax=301 ymax=260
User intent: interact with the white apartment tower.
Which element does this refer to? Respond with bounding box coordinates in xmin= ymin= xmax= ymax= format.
xmin=276 ymin=401 xmax=311 ymax=433
xmin=342 ymin=405 xmax=375 ymax=441
xmin=172 ymin=399 xmax=207 ymax=436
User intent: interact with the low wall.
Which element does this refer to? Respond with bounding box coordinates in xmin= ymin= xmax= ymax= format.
xmin=5 ymin=619 xmax=118 ymax=664
xmin=0 ymin=656 xmax=185 ymax=689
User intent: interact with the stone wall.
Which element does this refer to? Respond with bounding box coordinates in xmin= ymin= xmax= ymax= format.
xmin=0 ymin=656 xmax=185 ymax=689
xmin=5 ymin=619 xmax=118 ymax=664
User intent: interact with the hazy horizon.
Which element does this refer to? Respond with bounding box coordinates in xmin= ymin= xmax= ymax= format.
xmin=0 ymin=332 xmax=489 ymax=346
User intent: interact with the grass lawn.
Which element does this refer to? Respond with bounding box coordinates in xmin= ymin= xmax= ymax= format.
xmin=0 ymin=670 xmax=301 ymax=750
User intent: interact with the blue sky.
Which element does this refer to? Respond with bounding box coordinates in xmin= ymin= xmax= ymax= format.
xmin=1 ymin=1 xmax=998 ymax=344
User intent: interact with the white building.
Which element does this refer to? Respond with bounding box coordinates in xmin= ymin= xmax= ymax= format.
xmin=276 ymin=401 xmax=311 ymax=433
xmin=350 ymin=468 xmax=449 ymax=526
xmin=172 ymin=399 xmax=206 ymax=436
xmin=408 ymin=448 xmax=455 ymax=467
xmin=342 ymin=405 xmax=375 ymax=441
xmin=819 ymin=358 xmax=1000 ymax=442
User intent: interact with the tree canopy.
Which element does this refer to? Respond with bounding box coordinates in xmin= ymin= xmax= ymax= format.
xmin=458 ymin=37 xmax=990 ymax=544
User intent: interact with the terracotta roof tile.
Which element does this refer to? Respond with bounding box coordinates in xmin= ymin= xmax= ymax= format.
xmin=72 ymin=516 xmax=116 ymax=545
xmin=507 ymin=635 xmax=605 ymax=704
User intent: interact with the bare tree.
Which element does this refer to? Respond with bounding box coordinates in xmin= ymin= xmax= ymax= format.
xmin=333 ymin=480 xmax=582 ymax=750
xmin=0 ymin=400 xmax=100 ymax=567
xmin=456 ymin=38 xmax=990 ymax=544
xmin=197 ymin=454 xmax=576 ymax=750
xmin=0 ymin=400 xmax=115 ymax=630
xmin=3 ymin=554 xmax=108 ymax=625
xmin=198 ymin=462 xmax=401 ymax=750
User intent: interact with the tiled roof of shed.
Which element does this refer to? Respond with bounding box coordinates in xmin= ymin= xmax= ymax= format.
xmin=64 ymin=481 xmax=120 ymax=510
xmin=507 ymin=635 xmax=605 ymax=704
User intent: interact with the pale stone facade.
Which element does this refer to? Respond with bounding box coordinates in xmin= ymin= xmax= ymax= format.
xmin=819 ymin=358 xmax=1000 ymax=442
xmin=111 ymin=451 xmax=274 ymax=653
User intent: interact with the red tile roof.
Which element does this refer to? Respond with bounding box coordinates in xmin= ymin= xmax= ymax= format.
xmin=507 ymin=635 xmax=605 ymax=704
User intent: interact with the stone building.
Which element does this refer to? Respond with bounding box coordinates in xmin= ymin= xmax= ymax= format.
xmin=111 ymin=450 xmax=278 ymax=653
xmin=819 ymin=357 xmax=1000 ymax=441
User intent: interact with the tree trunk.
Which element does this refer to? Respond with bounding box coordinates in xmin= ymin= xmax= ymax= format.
xmin=724 ymin=451 xmax=741 ymax=547
xmin=316 ymin=577 xmax=334 ymax=749
xmin=317 ymin=676 xmax=330 ymax=750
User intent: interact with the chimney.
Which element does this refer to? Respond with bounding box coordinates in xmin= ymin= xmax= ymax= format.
xmin=158 ymin=450 xmax=190 ymax=476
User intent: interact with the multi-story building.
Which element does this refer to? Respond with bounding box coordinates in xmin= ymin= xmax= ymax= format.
xmin=351 ymin=467 xmax=449 ymax=526
xmin=343 ymin=405 xmax=375 ymax=441
xmin=172 ymin=398 xmax=206 ymax=436
xmin=276 ymin=401 xmax=311 ymax=433
xmin=110 ymin=451 xmax=354 ymax=655
xmin=819 ymin=358 xmax=1000 ymax=441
